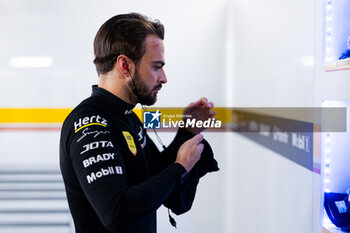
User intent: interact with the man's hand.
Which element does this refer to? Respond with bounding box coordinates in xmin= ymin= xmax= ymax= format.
xmin=182 ymin=97 xmax=216 ymax=134
xmin=175 ymin=134 xmax=204 ymax=172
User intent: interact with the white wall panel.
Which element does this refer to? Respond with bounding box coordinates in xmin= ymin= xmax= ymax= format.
xmin=229 ymin=134 xmax=313 ymax=233
xmin=229 ymin=0 xmax=315 ymax=107
xmin=226 ymin=0 xmax=316 ymax=232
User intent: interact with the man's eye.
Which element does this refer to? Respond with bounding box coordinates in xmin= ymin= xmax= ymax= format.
xmin=154 ymin=66 xmax=162 ymax=70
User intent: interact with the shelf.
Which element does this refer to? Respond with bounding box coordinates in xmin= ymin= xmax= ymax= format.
xmin=324 ymin=58 xmax=350 ymax=72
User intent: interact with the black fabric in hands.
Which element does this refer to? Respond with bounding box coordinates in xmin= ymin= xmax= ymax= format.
xmin=164 ymin=132 xmax=219 ymax=178
xmin=163 ymin=132 xmax=219 ymax=215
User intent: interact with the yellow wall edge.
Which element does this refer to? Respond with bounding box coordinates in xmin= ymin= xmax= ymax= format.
xmin=0 ymin=108 xmax=230 ymax=124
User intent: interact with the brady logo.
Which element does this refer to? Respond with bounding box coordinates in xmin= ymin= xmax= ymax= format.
xmin=74 ymin=115 xmax=108 ymax=133
xmin=80 ymin=141 xmax=114 ymax=154
xmin=82 ymin=153 xmax=115 ymax=168
xmin=143 ymin=110 xmax=161 ymax=129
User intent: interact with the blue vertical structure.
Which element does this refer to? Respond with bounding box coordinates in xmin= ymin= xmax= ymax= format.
xmin=322 ymin=101 xmax=350 ymax=232
xmin=323 ymin=0 xmax=350 ymax=63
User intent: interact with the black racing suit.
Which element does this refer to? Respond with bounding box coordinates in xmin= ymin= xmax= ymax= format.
xmin=59 ymin=85 xmax=219 ymax=233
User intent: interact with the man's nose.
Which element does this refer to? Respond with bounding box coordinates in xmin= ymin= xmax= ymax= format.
xmin=159 ymin=69 xmax=167 ymax=84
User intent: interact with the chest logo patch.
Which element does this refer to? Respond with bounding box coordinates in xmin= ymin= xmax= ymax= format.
xmin=122 ymin=131 xmax=137 ymax=156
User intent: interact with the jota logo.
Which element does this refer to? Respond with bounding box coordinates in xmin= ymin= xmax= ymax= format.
xmin=143 ymin=110 xmax=161 ymax=129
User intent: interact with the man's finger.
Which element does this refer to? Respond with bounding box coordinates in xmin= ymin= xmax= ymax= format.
xmin=196 ymin=143 xmax=204 ymax=155
xmin=200 ymin=97 xmax=208 ymax=105
xmin=209 ymin=110 xmax=216 ymax=117
xmin=205 ymin=101 xmax=214 ymax=109
xmin=191 ymin=133 xmax=204 ymax=144
xmin=192 ymin=97 xmax=206 ymax=107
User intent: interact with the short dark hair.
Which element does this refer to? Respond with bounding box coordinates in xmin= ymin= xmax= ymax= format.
xmin=93 ymin=13 xmax=164 ymax=75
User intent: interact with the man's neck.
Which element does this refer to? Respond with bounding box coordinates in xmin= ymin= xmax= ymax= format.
xmin=98 ymin=76 xmax=138 ymax=106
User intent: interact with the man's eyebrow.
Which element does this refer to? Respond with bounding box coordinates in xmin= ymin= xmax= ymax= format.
xmin=152 ymin=61 xmax=165 ymax=66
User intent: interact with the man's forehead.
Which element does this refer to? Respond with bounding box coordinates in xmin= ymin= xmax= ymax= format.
xmin=145 ymin=34 xmax=164 ymax=49
xmin=143 ymin=34 xmax=164 ymax=61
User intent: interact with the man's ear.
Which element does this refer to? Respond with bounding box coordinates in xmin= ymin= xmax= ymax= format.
xmin=115 ymin=55 xmax=133 ymax=77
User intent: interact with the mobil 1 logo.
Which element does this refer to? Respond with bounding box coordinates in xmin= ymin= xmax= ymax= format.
xmin=86 ymin=166 xmax=123 ymax=184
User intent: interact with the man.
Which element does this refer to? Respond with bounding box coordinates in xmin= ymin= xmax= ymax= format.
xmin=60 ymin=13 xmax=218 ymax=233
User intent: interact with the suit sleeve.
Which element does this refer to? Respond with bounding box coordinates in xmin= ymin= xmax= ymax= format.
xmin=64 ymin=112 xmax=186 ymax=231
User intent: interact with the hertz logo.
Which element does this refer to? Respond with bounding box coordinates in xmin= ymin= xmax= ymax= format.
xmin=74 ymin=115 xmax=108 ymax=133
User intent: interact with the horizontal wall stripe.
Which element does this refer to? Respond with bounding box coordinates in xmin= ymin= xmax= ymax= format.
xmin=0 ymin=189 xmax=65 ymax=192
xmin=0 ymin=127 xmax=61 ymax=131
xmin=0 ymin=108 xmax=230 ymax=124
xmin=0 ymin=107 xmax=344 ymax=131
xmin=0 ymin=181 xmax=63 ymax=183
xmin=0 ymin=170 xmax=61 ymax=175
xmin=0 ymin=197 xmax=66 ymax=201
xmin=0 ymin=222 xmax=70 ymax=227
xmin=0 ymin=210 xmax=69 ymax=214
xmin=0 ymin=108 xmax=72 ymax=123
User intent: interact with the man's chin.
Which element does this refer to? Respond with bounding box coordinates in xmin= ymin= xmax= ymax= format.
xmin=139 ymin=96 xmax=157 ymax=106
